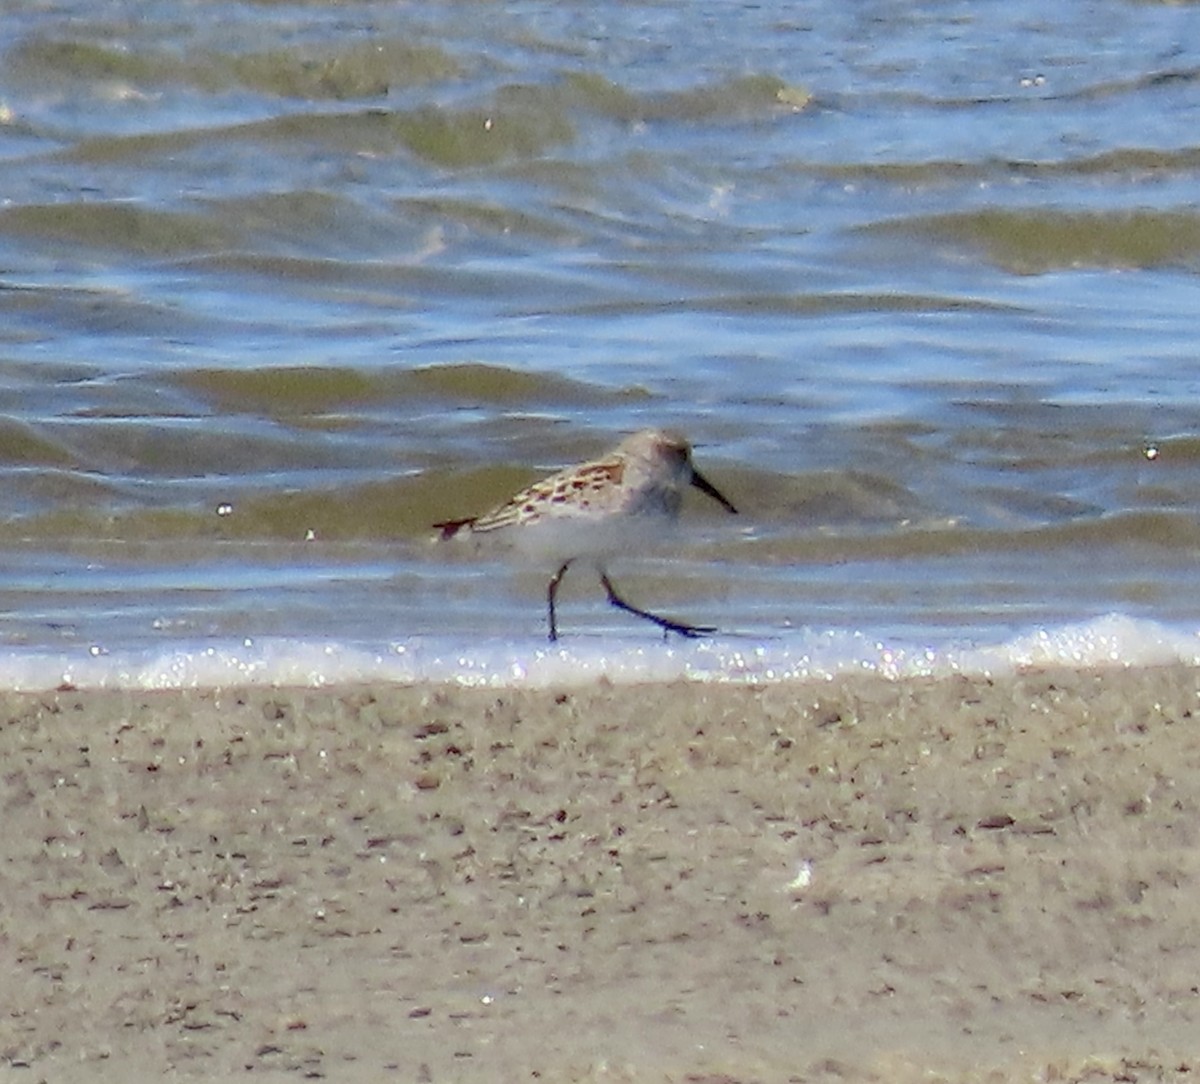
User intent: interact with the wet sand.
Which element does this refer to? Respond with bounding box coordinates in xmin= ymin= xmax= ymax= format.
xmin=3 ymin=665 xmax=1200 ymax=1082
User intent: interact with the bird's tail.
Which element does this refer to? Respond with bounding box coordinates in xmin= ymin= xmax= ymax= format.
xmin=433 ymin=518 xmax=476 ymax=540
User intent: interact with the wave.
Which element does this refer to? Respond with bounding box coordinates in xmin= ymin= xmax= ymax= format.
xmin=2 ymin=613 xmax=1195 ymax=692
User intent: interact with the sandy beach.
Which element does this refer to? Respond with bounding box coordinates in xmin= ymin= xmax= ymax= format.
xmin=4 ymin=665 xmax=1200 ymax=1082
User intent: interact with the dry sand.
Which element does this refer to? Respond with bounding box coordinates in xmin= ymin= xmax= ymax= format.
xmin=3 ymin=665 xmax=1200 ymax=1082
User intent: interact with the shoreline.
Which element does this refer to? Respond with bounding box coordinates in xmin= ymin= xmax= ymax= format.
xmin=4 ymin=664 xmax=1200 ymax=1081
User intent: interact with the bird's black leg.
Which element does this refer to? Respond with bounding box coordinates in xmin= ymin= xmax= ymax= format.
xmin=598 ymin=571 xmax=716 ymax=639
xmin=547 ymin=560 xmax=573 ymax=642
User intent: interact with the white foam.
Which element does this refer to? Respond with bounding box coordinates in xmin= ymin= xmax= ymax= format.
xmin=1 ymin=614 xmax=1197 ymax=692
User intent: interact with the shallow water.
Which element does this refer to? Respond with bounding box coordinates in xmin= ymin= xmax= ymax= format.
xmin=3 ymin=0 xmax=1200 ymax=680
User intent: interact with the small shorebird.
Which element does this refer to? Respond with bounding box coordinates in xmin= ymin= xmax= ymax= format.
xmin=435 ymin=428 xmax=738 ymax=641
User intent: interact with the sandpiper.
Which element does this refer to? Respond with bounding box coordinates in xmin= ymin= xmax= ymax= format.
xmin=435 ymin=428 xmax=738 ymax=641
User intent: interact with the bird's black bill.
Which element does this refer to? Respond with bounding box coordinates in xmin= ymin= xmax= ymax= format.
xmin=690 ymin=469 xmax=738 ymax=515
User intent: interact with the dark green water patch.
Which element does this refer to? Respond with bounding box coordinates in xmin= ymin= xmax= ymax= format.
xmin=0 ymin=419 xmax=77 ymax=469
xmin=174 ymin=362 xmax=648 ymax=419
xmin=7 ymin=36 xmax=460 ymax=101
xmin=564 ymin=72 xmax=811 ymax=124
xmin=0 ymin=202 xmax=240 ymax=259
xmin=867 ymin=208 xmax=1200 ymax=274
